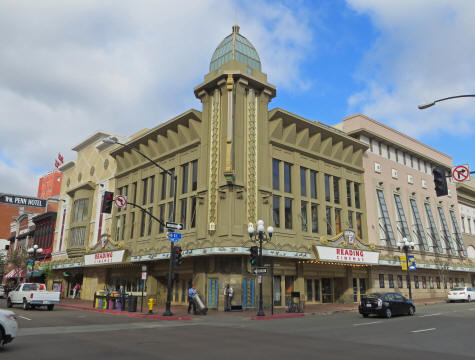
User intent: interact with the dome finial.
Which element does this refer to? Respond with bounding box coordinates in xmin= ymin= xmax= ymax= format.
xmin=232 ymin=24 xmax=240 ymax=34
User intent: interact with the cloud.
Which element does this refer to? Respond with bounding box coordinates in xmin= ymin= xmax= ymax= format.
xmin=0 ymin=0 xmax=313 ymax=196
xmin=346 ymin=0 xmax=475 ymax=137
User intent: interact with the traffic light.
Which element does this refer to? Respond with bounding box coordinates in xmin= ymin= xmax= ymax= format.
xmin=250 ymin=246 xmax=259 ymax=266
xmin=174 ymin=246 xmax=183 ymax=267
xmin=433 ymin=166 xmax=448 ymax=197
xmin=102 ymin=191 xmax=114 ymax=213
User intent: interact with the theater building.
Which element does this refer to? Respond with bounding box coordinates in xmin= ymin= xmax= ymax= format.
xmin=337 ymin=114 xmax=475 ymax=299
xmin=456 ymin=177 xmax=475 ymax=286
xmin=50 ymin=25 xmax=378 ymax=310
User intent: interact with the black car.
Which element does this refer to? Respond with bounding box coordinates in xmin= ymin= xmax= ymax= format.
xmin=359 ymin=292 xmax=415 ymax=318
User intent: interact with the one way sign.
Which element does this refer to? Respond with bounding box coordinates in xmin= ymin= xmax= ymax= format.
xmin=452 ymin=165 xmax=470 ymax=183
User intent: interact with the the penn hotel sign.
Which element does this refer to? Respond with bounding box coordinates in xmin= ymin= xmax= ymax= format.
xmin=0 ymin=194 xmax=47 ymax=208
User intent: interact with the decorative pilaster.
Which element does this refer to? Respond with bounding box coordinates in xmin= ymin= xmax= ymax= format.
xmin=208 ymin=89 xmax=221 ymax=231
xmin=246 ymin=88 xmax=258 ymax=224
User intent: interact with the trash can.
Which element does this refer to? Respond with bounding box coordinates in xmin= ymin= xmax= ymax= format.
xmin=127 ymin=295 xmax=138 ymax=312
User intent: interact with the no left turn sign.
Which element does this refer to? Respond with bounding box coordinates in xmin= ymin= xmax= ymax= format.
xmin=452 ymin=165 xmax=470 ymax=182
xmin=114 ymin=195 xmax=127 ymax=208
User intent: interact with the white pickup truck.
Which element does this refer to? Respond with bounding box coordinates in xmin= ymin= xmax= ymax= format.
xmin=7 ymin=283 xmax=60 ymax=311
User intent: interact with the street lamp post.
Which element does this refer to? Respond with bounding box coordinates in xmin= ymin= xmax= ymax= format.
xmin=27 ymin=244 xmax=43 ymax=278
xmin=418 ymin=94 xmax=475 ymax=109
xmin=103 ymin=136 xmax=178 ymax=316
xmin=397 ymin=237 xmax=415 ymax=300
xmin=248 ymin=220 xmax=274 ymax=316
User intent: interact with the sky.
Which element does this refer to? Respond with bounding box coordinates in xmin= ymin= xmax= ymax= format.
xmin=1 ymin=0 xmax=474 ymax=197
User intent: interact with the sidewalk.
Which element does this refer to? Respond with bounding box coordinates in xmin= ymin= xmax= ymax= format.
xmin=57 ymin=296 xmax=446 ymax=320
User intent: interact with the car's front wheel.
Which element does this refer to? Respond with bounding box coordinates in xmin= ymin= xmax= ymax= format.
xmin=385 ymin=308 xmax=392 ymax=319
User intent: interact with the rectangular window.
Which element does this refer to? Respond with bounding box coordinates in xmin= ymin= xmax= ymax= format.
xmin=310 ymin=170 xmax=317 ymax=199
xmin=192 ymin=160 xmax=198 ymax=191
xmin=142 ymin=178 xmax=148 ymax=205
xmin=438 ymin=207 xmax=456 ymax=254
xmin=130 ymin=212 xmax=135 ymax=238
xmin=379 ymin=274 xmax=385 ymax=288
xmin=149 ymin=176 xmax=155 ymax=204
xmin=182 ymin=163 xmax=189 ymax=194
xmin=311 ymin=204 xmax=319 ymax=233
xmin=169 ymin=169 xmax=175 ymax=198
xmin=410 ymin=199 xmax=428 ymax=251
xmin=333 ymin=177 xmax=340 ymax=204
xmin=388 ymin=274 xmax=394 ymax=288
xmin=161 ymin=173 xmax=167 ymax=200
xmin=429 ymin=277 xmax=434 ymax=289
xmin=285 ymin=198 xmax=292 ymax=229
xmin=354 ymin=183 xmax=360 ymax=209
xmin=450 ymin=210 xmax=466 ymax=256
xmin=346 ymin=180 xmax=352 ymax=207
xmin=115 ymin=216 xmax=120 ymax=242
xmin=73 ymin=198 xmax=89 ymax=222
xmin=284 ymin=163 xmax=292 ymax=193
xmin=132 ymin=182 xmax=137 ymax=204
xmin=326 ymin=206 xmax=332 ymax=235
xmin=273 ymin=196 xmax=280 ymax=228
xmin=436 ymin=276 xmax=441 ymax=289
xmin=180 ymin=198 xmax=187 ymax=229
xmin=314 ymin=279 xmax=321 ymax=302
xmin=121 ymin=214 xmax=126 ymax=241
xmin=335 ymin=208 xmax=341 ymax=234
xmin=159 ymin=205 xmax=165 ymax=233
xmin=348 ymin=210 xmax=354 ymax=229
xmin=301 ymin=201 xmax=308 ymax=232
xmin=140 ymin=211 xmax=146 ymax=237
xmin=300 ymin=167 xmax=307 ymax=197
xmin=306 ymin=279 xmax=313 ymax=302
xmin=422 ymin=276 xmax=427 ymax=289
xmin=168 ymin=202 xmax=174 ymax=222
xmin=69 ymin=226 xmax=86 ymax=247
xmin=190 ymin=197 xmax=197 ymax=228
xmin=377 ymin=189 xmax=396 ymax=246
xmin=414 ymin=276 xmax=419 ymax=289
xmin=425 ymin=203 xmax=442 ymax=252
xmin=147 ymin=207 xmax=153 ymax=236
xmin=324 ymin=174 xmax=331 ymax=202
xmin=272 ymin=159 xmax=280 ymax=190
xmin=356 ymin=213 xmax=363 ymax=239
xmin=397 ymin=275 xmax=403 ymax=288
xmin=394 ymin=194 xmax=412 ymax=244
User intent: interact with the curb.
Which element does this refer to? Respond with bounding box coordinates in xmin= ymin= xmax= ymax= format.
xmin=251 ymin=313 xmax=305 ymax=320
xmin=57 ymin=304 xmax=192 ymax=321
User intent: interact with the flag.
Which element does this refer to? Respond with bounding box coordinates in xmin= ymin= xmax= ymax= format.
xmin=55 ymin=159 xmax=60 ymax=168
xmin=58 ymin=153 xmax=64 ymax=164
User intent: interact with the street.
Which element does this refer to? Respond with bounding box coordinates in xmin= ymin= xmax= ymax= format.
xmin=1 ymin=300 xmax=475 ymax=359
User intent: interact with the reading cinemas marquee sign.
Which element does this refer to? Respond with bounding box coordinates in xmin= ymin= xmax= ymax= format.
xmin=0 ymin=194 xmax=46 ymax=208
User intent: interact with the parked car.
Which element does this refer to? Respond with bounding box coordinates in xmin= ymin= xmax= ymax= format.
xmin=0 ymin=309 xmax=18 ymax=347
xmin=7 ymin=283 xmax=60 ymax=311
xmin=447 ymin=286 xmax=475 ymax=302
xmin=0 ymin=285 xmax=5 ymax=298
xmin=359 ymin=292 xmax=415 ymax=318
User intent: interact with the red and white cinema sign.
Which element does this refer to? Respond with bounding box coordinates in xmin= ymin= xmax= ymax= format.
xmin=84 ymin=250 xmax=125 ymax=266
xmin=315 ymin=246 xmax=379 ymax=265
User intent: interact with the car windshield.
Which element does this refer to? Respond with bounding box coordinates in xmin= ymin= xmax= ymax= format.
xmin=366 ymin=293 xmax=383 ymax=299
xmin=452 ymin=287 xmax=465 ymax=291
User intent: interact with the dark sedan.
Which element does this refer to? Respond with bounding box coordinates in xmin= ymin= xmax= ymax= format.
xmin=359 ymin=292 xmax=415 ymax=319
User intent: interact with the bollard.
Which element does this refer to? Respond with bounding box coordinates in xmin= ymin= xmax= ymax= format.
xmin=147 ymin=298 xmax=154 ymax=314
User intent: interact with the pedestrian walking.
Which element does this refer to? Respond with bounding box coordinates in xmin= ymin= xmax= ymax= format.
xmin=224 ymin=284 xmax=234 ymax=311
xmin=188 ymin=285 xmax=197 ymax=314
xmin=73 ymin=283 xmax=80 ymax=299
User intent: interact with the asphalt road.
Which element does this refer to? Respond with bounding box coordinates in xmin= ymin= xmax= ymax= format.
xmin=1 ymin=299 xmax=474 ymax=360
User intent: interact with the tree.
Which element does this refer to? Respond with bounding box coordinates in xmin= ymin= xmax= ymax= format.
xmin=6 ymin=248 xmax=29 ymax=282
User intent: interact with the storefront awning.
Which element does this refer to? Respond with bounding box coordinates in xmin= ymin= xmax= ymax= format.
xmin=5 ymin=268 xmax=25 ymax=279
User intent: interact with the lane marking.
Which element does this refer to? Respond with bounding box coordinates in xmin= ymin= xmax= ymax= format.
xmin=18 ymin=316 xmax=32 ymax=321
xmin=418 ymin=313 xmax=441 ymax=317
xmin=411 ymin=328 xmax=436 ymax=333
xmin=353 ymin=321 xmax=381 ymax=326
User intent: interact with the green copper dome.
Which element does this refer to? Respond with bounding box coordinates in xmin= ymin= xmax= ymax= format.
xmin=210 ymin=25 xmax=261 ymax=72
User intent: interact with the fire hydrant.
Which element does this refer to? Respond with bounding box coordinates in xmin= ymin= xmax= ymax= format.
xmin=147 ymin=298 xmax=154 ymax=314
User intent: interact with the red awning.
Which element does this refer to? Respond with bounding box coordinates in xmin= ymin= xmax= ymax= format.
xmin=5 ymin=268 xmax=25 ymax=279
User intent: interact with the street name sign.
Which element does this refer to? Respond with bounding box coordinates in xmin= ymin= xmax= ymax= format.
xmin=253 ymin=267 xmax=267 ymax=274
xmin=114 ymin=195 xmax=127 ymax=208
xmin=452 ymin=165 xmax=470 ymax=182
xmin=166 ymin=221 xmax=184 ymax=230
xmin=167 ymin=232 xmax=182 ymax=242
